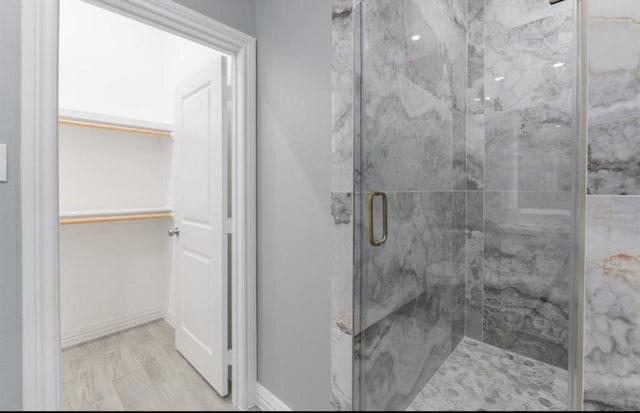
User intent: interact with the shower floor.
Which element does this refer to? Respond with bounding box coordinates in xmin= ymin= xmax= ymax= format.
xmin=407 ymin=337 xmax=567 ymax=411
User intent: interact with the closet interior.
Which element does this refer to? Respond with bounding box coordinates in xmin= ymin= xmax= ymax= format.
xmin=58 ymin=0 xmax=232 ymax=408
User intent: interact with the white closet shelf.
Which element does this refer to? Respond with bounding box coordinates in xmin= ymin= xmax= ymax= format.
xmin=59 ymin=108 xmax=174 ymax=138
xmin=59 ymin=208 xmax=173 ymax=225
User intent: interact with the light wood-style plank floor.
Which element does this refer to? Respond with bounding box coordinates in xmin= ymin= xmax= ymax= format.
xmin=62 ymin=320 xmax=239 ymax=411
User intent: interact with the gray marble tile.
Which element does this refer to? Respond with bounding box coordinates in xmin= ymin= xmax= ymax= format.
xmin=407 ymin=337 xmax=568 ymax=411
xmin=332 ymin=0 xmax=354 ymax=193
xmin=465 ymin=193 xmax=483 ymax=257
xmin=467 ymin=36 xmax=484 ymax=116
xmin=452 ymin=191 xmax=466 ymax=345
xmin=588 ymin=110 xmax=640 ymax=196
xmin=359 ymin=191 xmax=454 ymax=330
xmin=453 ymin=110 xmax=467 ymax=190
xmin=483 ymin=191 xmax=570 ymax=368
xmin=587 ymin=0 xmax=640 ymax=114
xmin=587 ymin=1 xmax=640 ymax=195
xmin=484 ymin=10 xmax=573 ymax=113
xmin=353 ymin=333 xmax=361 ymax=411
xmin=467 ymin=0 xmax=484 ymax=43
xmin=584 ymin=196 xmax=640 ymax=411
xmin=485 ymin=104 xmax=572 ymax=192
xmin=331 ymin=325 xmax=353 ymax=411
xmin=483 ymin=0 xmax=572 ymax=39
xmin=331 ymin=192 xmax=353 ymax=334
xmin=362 ymin=0 xmax=466 ymax=112
xmin=465 ymin=265 xmax=483 ymax=341
xmin=331 ymin=1 xmax=354 ymax=408
xmin=359 ymin=291 xmax=453 ymax=411
xmin=465 ymin=191 xmax=483 ymax=341
xmin=360 ymin=61 xmax=454 ymax=192
xmin=466 ymin=113 xmax=484 ymax=190
xmin=330 ymin=192 xmax=353 ymax=411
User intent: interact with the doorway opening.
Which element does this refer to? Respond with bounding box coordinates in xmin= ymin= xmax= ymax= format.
xmin=21 ymin=0 xmax=257 ymax=410
xmin=58 ymin=0 xmax=232 ymax=409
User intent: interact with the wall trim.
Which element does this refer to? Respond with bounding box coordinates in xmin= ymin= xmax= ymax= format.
xmin=21 ymin=0 xmax=257 ymax=410
xmin=164 ymin=307 xmax=176 ymax=328
xmin=21 ymin=1 xmax=61 ymax=409
xmin=256 ymin=384 xmax=292 ymax=411
xmin=61 ymin=308 xmax=164 ymax=348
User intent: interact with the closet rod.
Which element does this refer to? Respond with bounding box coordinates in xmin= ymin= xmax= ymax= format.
xmin=60 ymin=212 xmax=172 ymax=225
xmin=59 ymin=118 xmax=172 ymax=138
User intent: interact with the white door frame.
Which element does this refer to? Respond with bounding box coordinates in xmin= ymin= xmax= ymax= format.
xmin=20 ymin=0 xmax=257 ymax=410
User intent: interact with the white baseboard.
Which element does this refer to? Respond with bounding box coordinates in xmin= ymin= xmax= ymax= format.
xmin=256 ymin=383 xmax=291 ymax=411
xmin=164 ymin=307 xmax=176 ymax=328
xmin=61 ymin=307 xmax=164 ymax=348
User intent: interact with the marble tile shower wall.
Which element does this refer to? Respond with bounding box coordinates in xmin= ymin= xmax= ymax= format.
xmin=583 ymin=0 xmax=640 ymax=410
xmin=356 ymin=1 xmax=466 ymax=410
xmin=330 ymin=0 xmax=355 ymax=410
xmin=465 ymin=0 xmax=573 ymax=370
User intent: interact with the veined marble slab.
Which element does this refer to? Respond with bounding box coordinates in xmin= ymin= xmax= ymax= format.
xmin=483 ymin=191 xmax=571 ymax=368
xmin=466 ymin=113 xmax=484 ymax=190
xmin=362 ymin=0 xmax=466 ymax=112
xmin=587 ymin=0 xmax=640 ymax=195
xmin=483 ymin=0 xmax=572 ymax=39
xmin=584 ymin=196 xmax=640 ymax=411
xmin=360 ymin=60 xmax=454 ymax=192
xmin=358 ymin=191 xmax=454 ymax=330
xmin=330 ymin=1 xmax=354 ymax=409
xmin=467 ymin=0 xmax=484 ymax=43
xmin=465 ymin=190 xmax=484 ymax=341
xmin=485 ymin=104 xmax=572 ymax=192
xmin=467 ymin=36 xmax=485 ymax=116
xmin=332 ymin=0 xmax=354 ymax=193
xmin=359 ymin=292 xmax=453 ymax=411
xmin=484 ymin=10 xmax=573 ymax=113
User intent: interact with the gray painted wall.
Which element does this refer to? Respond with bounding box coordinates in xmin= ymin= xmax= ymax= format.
xmin=176 ymin=1 xmax=332 ymax=408
xmin=0 ymin=0 xmax=22 ymax=410
xmin=254 ymin=1 xmax=332 ymax=410
xmin=173 ymin=0 xmax=256 ymax=36
xmin=1 ymin=0 xmax=332 ymax=409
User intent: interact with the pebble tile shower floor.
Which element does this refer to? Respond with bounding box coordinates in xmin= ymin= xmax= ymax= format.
xmin=407 ymin=338 xmax=567 ymax=411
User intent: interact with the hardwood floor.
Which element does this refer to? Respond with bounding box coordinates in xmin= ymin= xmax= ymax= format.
xmin=62 ymin=320 xmax=237 ymax=411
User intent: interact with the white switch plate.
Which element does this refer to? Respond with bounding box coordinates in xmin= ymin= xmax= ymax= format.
xmin=0 ymin=144 xmax=7 ymax=183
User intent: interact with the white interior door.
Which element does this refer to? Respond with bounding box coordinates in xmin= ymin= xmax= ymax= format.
xmin=173 ymin=57 xmax=229 ymax=396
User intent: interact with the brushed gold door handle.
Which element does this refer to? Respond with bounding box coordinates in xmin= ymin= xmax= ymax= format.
xmin=368 ymin=191 xmax=388 ymax=247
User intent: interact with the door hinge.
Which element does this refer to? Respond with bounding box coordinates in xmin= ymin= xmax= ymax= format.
xmin=226 ymin=349 xmax=233 ymax=366
xmin=224 ymin=218 xmax=233 ymax=234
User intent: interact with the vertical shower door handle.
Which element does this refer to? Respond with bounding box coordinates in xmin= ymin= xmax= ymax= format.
xmin=368 ymin=191 xmax=388 ymax=246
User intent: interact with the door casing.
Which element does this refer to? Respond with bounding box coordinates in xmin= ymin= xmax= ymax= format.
xmin=20 ymin=0 xmax=257 ymax=409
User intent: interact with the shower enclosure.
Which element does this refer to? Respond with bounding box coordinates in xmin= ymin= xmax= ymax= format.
xmin=352 ymin=0 xmax=582 ymax=410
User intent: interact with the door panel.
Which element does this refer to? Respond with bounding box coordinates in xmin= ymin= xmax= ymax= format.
xmin=174 ymin=57 xmax=229 ymax=397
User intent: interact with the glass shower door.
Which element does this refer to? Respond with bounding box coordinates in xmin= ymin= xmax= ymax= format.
xmin=354 ymin=0 xmax=467 ymax=410
xmin=354 ymin=0 xmax=577 ymax=411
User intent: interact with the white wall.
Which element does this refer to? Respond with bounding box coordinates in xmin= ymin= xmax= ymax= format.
xmin=255 ymin=1 xmax=332 ymax=410
xmin=59 ymin=0 xmax=222 ymax=124
xmin=0 ymin=0 xmax=22 ymax=409
xmin=58 ymin=125 xmax=173 ymax=212
xmin=59 ymin=219 xmax=172 ymax=346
